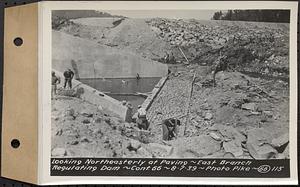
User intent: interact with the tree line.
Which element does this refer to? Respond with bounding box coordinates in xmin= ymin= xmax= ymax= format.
xmin=212 ymin=10 xmax=290 ymax=23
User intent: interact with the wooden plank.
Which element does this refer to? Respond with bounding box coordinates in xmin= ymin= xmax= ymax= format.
xmin=178 ymin=47 xmax=190 ymax=64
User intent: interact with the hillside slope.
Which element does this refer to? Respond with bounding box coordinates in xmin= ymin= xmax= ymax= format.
xmin=57 ymin=18 xmax=175 ymax=61
xmin=52 ymin=30 xmax=168 ymax=78
xmin=147 ymin=18 xmax=289 ymax=77
xmin=55 ymin=17 xmax=289 ymax=78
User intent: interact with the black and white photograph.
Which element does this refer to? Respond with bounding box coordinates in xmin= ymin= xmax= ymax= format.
xmin=50 ymin=8 xmax=291 ymax=160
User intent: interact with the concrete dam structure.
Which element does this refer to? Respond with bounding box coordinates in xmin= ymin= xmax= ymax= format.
xmin=53 ymin=70 xmax=131 ymax=122
xmin=52 ymin=31 xmax=168 ymax=79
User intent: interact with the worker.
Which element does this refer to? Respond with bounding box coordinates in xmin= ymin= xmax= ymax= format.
xmin=212 ymin=54 xmax=227 ymax=87
xmin=169 ymin=52 xmax=175 ymax=63
xmin=162 ymin=118 xmax=181 ymax=141
xmin=51 ymin=71 xmax=60 ymax=99
xmin=63 ymin=68 xmax=75 ymax=89
xmin=137 ymin=105 xmax=149 ymax=130
xmin=136 ymin=73 xmax=140 ymax=80
xmin=164 ymin=52 xmax=170 ymax=63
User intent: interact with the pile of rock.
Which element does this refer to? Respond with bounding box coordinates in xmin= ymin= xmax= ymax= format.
xmin=204 ymin=124 xmax=289 ymax=159
xmin=148 ymin=18 xmax=287 ymax=51
xmin=147 ymin=18 xmax=289 ymax=77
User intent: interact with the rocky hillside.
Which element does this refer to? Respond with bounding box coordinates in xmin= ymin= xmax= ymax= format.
xmin=54 ymin=17 xmax=289 ymax=79
xmin=146 ymin=65 xmax=289 ymax=159
xmin=146 ymin=18 xmax=289 ymax=77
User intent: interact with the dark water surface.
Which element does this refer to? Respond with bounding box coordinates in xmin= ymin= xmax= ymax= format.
xmin=79 ymin=77 xmax=161 ymax=112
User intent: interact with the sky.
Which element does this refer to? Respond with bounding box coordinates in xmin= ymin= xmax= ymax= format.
xmin=103 ymin=10 xmax=218 ymax=20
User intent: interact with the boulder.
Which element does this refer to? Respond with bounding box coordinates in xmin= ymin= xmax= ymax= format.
xmin=98 ymin=105 xmax=104 ymax=111
xmin=65 ymin=108 xmax=75 ymax=117
xmin=66 ymin=116 xmax=76 ymax=120
xmin=81 ymin=110 xmax=93 ymax=118
xmin=80 ymin=137 xmax=90 ymax=143
xmin=103 ymin=136 xmax=110 ymax=144
xmin=209 ymin=124 xmax=246 ymax=143
xmin=171 ymin=135 xmax=221 ymax=157
xmin=204 ymin=112 xmax=213 ymax=120
xmin=247 ymin=142 xmax=277 ymax=159
xmin=123 ymin=123 xmax=133 ymax=129
xmin=246 ymin=128 xmax=278 ymax=159
xmin=52 ymin=148 xmax=67 ymax=157
xmin=241 ymin=103 xmax=257 ymax=111
xmin=94 ymin=117 xmax=102 ymax=123
xmin=209 ymin=132 xmax=222 ymax=141
xmin=128 ymin=139 xmax=141 ymax=151
xmin=82 ymin=119 xmax=90 ymax=124
xmin=271 ymin=133 xmax=289 ymax=148
xmin=223 ymin=140 xmax=243 ymax=157
xmin=263 ymin=110 xmax=273 ymax=118
xmin=136 ymin=147 xmax=153 ymax=158
xmin=223 ymin=152 xmax=235 ymax=158
xmin=70 ymin=140 xmax=79 ymax=145
xmin=147 ymin=143 xmax=173 ymax=157
xmin=110 ymin=117 xmax=121 ymax=125
xmin=174 ymin=148 xmax=202 ymax=158
xmin=200 ymin=151 xmax=225 ymax=158
xmin=93 ymin=128 xmax=103 ymax=135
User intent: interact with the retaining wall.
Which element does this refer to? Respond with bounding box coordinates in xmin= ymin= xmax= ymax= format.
xmin=52 ymin=31 xmax=168 ymax=79
xmin=53 ymin=70 xmax=131 ymax=122
xmin=133 ymin=76 xmax=168 ymax=119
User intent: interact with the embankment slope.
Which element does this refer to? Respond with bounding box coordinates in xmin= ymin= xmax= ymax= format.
xmin=52 ymin=30 xmax=168 ymax=79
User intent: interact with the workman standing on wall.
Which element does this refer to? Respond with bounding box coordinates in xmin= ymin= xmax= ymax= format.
xmin=51 ymin=71 xmax=60 ymax=99
xmin=63 ymin=68 xmax=75 ymax=89
xmin=164 ymin=52 xmax=170 ymax=63
xmin=136 ymin=73 xmax=141 ymax=80
xmin=162 ymin=118 xmax=181 ymax=141
xmin=137 ymin=105 xmax=149 ymax=130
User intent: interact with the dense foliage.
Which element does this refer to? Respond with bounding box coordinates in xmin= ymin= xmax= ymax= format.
xmin=212 ymin=10 xmax=290 ymax=23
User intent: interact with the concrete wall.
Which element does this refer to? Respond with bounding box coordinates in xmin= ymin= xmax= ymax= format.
xmin=133 ymin=76 xmax=168 ymax=119
xmin=53 ymin=70 xmax=131 ymax=121
xmin=52 ymin=31 xmax=168 ymax=79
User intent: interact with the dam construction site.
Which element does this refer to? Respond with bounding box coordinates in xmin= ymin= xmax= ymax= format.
xmin=51 ymin=12 xmax=290 ymax=159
